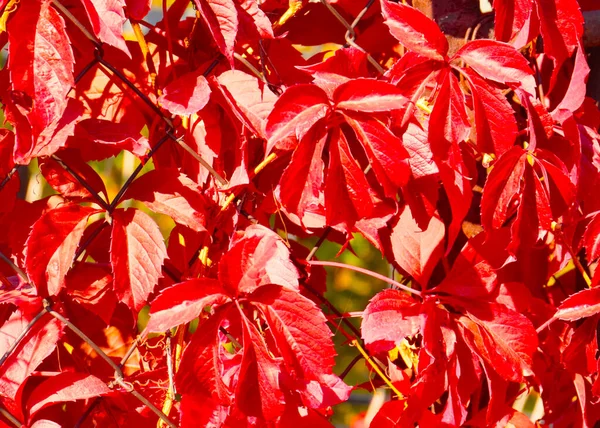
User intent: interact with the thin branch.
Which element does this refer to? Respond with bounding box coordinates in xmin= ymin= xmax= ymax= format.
xmin=340 ymin=353 xmax=362 ymax=380
xmin=45 ymin=305 xmax=177 ymax=428
xmin=0 ymin=405 xmax=21 ymax=427
xmin=0 ymin=250 xmax=28 ymax=283
xmin=0 ymin=166 xmax=18 ymax=193
xmin=306 ymin=227 xmax=331 ymax=261
xmin=51 ymin=0 xmax=101 ymax=47
xmin=309 ymin=260 xmax=422 ymax=297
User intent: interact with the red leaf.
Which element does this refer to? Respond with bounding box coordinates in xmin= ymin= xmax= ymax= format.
xmin=429 ymin=71 xmax=470 ymax=158
xmin=235 ymin=312 xmax=284 ymax=420
xmin=457 ymin=302 xmax=537 ymax=382
xmin=25 ymin=204 xmax=98 ymax=296
xmin=343 ymin=113 xmax=410 ymax=197
xmin=175 ymin=307 xmax=233 ymax=403
xmin=480 ymin=146 xmax=527 ymax=230
xmin=7 ymin=1 xmax=75 ymax=161
xmin=551 ymin=45 xmax=590 ymax=122
xmin=494 ymin=0 xmax=534 ymax=44
xmin=454 ymin=40 xmax=536 ymax=95
xmin=380 ymin=0 xmax=448 ymax=61
xmin=278 ymin=126 xmax=327 ymax=228
xmin=193 ymin=0 xmax=238 ymax=65
xmin=125 ymin=0 xmax=152 ymax=20
xmin=123 ymin=168 xmax=209 ymax=232
xmin=584 ymin=213 xmax=600 ymax=263
xmin=555 ymin=287 xmax=600 ymax=321
xmin=535 ymin=0 xmax=584 ymax=65
xmin=39 ymin=154 xmax=108 ymax=202
xmin=333 ymin=79 xmax=408 ymax=113
xmin=218 ymin=225 xmax=299 ymax=296
xmin=251 ymin=286 xmax=336 ymax=381
xmin=147 ymin=279 xmax=230 ymax=332
xmin=74 ymin=119 xmax=150 ymax=159
xmin=110 ymin=208 xmax=167 ymax=311
xmin=158 ymin=70 xmax=211 ymax=116
xmin=361 ymin=289 xmax=421 ymax=353
xmin=389 ymin=206 xmax=445 ymax=287
xmin=461 ymin=68 xmax=518 ymax=156
xmin=80 ymin=0 xmax=131 ymax=56
xmin=266 ymin=85 xmax=330 ymax=151
xmin=26 ymin=373 xmax=110 ymax=418
xmin=0 ymin=308 xmax=64 ymax=398
xmin=212 ymin=70 xmax=278 ymax=138
xmin=324 ymin=129 xmax=385 ymax=234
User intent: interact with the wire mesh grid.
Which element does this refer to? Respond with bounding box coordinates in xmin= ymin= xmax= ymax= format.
xmin=0 ymin=0 xmax=381 ymax=425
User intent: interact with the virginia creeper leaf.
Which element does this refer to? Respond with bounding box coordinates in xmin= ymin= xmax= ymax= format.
xmin=380 ymin=0 xmax=448 ymax=61
xmin=25 ymin=204 xmax=98 ymax=296
xmin=110 ymin=208 xmax=167 ymax=312
xmin=159 ymin=70 xmax=211 ymax=116
xmin=26 ymin=373 xmax=110 ymax=418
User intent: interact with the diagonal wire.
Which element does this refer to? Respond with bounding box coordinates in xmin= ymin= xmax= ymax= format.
xmin=320 ymin=0 xmax=385 ymax=74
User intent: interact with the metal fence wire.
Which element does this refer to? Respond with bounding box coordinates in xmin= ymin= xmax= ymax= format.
xmin=0 ymin=0 xmax=382 ymax=426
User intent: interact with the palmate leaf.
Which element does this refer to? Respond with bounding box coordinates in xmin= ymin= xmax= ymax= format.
xmin=380 ymin=0 xmax=448 ymax=61
xmin=25 ymin=204 xmax=99 ymax=296
xmin=150 ymin=227 xmax=348 ymax=423
xmin=26 ymin=373 xmax=111 ymax=419
xmin=266 ymin=79 xmax=409 ymax=233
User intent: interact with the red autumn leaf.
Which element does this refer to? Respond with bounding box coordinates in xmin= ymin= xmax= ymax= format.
xmin=219 ymin=225 xmax=300 ymax=296
xmin=278 ymin=125 xmax=327 ymax=227
xmin=7 ymin=1 xmax=74 ymax=163
xmin=493 ymin=0 xmax=534 ymax=44
xmin=250 ymin=286 xmax=336 ymax=382
xmin=343 ymin=113 xmax=410 ymax=197
xmin=324 ymin=128 xmax=386 ymax=233
xmin=461 ymin=68 xmax=518 ymax=156
xmin=123 ymin=168 xmax=209 ymax=232
xmin=454 ymin=40 xmax=536 ymax=95
xmin=0 ymin=308 xmax=64 ymax=398
xmin=147 ymin=279 xmax=230 ymax=332
xmin=125 ymin=0 xmax=152 ymax=20
xmin=480 ymin=146 xmax=528 ymax=230
xmin=110 ymin=208 xmax=167 ymax=311
xmin=388 ymin=206 xmax=445 ymax=287
xmin=584 ymin=213 xmax=600 ymax=263
xmin=211 ymin=70 xmax=278 ymax=138
xmin=535 ymin=0 xmax=584 ymax=65
xmin=25 ymin=204 xmax=98 ymax=296
xmin=175 ymin=307 xmax=233 ymax=403
xmin=265 ymin=85 xmax=331 ymax=150
xmin=380 ymin=0 xmax=448 ymax=61
xmin=361 ymin=289 xmax=421 ymax=353
xmin=39 ymin=154 xmax=108 ymax=202
xmin=73 ymin=119 xmax=150 ymax=159
xmin=193 ymin=0 xmax=238 ymax=65
xmin=158 ymin=70 xmax=211 ymax=116
xmin=429 ymin=70 xmax=470 ymax=158
xmin=333 ymin=79 xmax=408 ymax=113
xmin=554 ymin=287 xmax=600 ymax=321
xmin=80 ymin=0 xmax=131 ymax=56
xmin=235 ymin=311 xmax=285 ymax=419
xmin=26 ymin=373 xmax=111 ymax=418
xmin=456 ymin=301 xmax=537 ymax=382
xmin=551 ymin=45 xmax=591 ymax=122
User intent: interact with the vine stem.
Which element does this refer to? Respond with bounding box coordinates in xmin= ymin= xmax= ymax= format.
xmin=554 ymin=228 xmax=592 ymax=287
xmin=352 ymin=339 xmax=403 ymax=399
xmin=308 ymin=260 xmax=422 ymax=297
